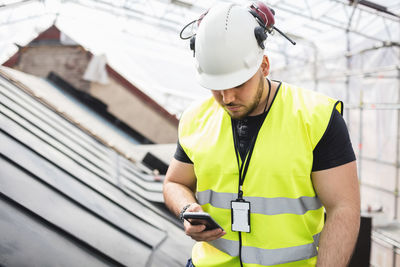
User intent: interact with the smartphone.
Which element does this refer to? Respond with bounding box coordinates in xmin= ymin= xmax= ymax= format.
xmin=183 ymin=211 xmax=224 ymax=231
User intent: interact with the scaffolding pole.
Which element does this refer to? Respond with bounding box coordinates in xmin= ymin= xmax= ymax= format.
xmin=393 ymin=63 xmax=400 ymax=267
xmin=358 ymin=89 xmax=363 ymax=185
xmin=345 ymin=27 xmax=352 ymax=133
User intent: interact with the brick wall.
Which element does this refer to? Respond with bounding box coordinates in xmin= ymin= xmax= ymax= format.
xmin=90 ymin=78 xmax=177 ymax=143
xmin=15 ymin=45 xmax=91 ymax=91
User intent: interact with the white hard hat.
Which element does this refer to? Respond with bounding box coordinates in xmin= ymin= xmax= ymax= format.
xmin=194 ymin=3 xmax=264 ymax=90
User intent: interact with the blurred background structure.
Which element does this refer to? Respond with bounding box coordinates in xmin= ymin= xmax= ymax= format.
xmin=0 ymin=0 xmax=399 ymax=266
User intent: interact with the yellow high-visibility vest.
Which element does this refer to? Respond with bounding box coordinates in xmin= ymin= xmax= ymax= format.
xmin=179 ymin=82 xmax=342 ymax=267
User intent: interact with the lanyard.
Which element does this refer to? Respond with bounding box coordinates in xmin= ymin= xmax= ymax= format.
xmin=231 ymin=79 xmax=271 ymax=200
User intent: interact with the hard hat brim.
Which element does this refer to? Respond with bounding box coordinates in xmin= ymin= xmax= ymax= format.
xmin=196 ymin=56 xmax=263 ymax=90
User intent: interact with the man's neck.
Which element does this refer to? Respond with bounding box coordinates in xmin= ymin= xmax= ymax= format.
xmin=248 ymin=80 xmax=278 ymax=117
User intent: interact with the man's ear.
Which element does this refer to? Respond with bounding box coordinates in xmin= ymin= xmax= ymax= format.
xmin=260 ymin=55 xmax=270 ymax=77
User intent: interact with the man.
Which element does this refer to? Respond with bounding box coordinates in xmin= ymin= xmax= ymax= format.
xmin=163 ymin=2 xmax=360 ymax=267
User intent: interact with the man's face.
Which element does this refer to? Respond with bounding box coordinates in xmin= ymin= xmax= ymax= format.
xmin=211 ymin=70 xmax=265 ymax=120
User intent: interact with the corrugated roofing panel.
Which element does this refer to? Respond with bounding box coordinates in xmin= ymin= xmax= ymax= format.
xmin=1 ymin=132 xmax=165 ymax=247
xmin=0 ymin=195 xmax=120 ymax=267
xmin=1 ymin=155 xmax=152 ymax=267
xmin=0 ymin=69 xmax=193 ymax=266
xmin=0 ymin=67 xmax=142 ymax=157
xmin=0 ymin=74 xmax=111 ymax=156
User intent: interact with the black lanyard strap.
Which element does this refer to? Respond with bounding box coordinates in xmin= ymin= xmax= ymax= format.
xmin=231 ymin=79 xmax=271 ymax=200
xmin=232 ymin=116 xmax=264 ymax=199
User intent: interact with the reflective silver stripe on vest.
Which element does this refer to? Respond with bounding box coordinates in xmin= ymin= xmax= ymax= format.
xmin=313 ymin=232 xmax=321 ymax=247
xmin=209 ymin=233 xmax=321 ymax=265
xmin=197 ymin=190 xmax=322 ymax=215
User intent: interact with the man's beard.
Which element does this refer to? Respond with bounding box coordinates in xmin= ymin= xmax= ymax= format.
xmin=226 ymin=76 xmax=265 ymax=120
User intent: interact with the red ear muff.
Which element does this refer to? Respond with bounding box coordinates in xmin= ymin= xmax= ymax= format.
xmin=249 ymin=1 xmax=280 ymax=49
xmin=249 ymin=1 xmax=296 ymax=45
xmin=250 ymin=2 xmax=275 ymax=33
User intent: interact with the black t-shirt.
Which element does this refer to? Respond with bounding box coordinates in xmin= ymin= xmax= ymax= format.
xmin=174 ymin=90 xmax=355 ymax=172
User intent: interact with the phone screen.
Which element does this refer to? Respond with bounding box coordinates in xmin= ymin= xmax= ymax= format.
xmin=189 ymin=218 xmax=212 ymax=227
xmin=183 ymin=212 xmax=223 ymax=231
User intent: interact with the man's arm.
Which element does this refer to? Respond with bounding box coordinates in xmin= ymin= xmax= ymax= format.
xmin=163 ymin=158 xmax=197 ymax=216
xmin=312 ymin=160 xmax=360 ymax=267
xmin=163 ymin=158 xmax=226 ymax=241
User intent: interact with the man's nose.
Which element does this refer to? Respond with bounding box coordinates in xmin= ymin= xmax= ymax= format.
xmin=220 ymin=89 xmax=236 ymax=104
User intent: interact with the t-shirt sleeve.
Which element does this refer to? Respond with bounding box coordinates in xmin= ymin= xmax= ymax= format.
xmin=174 ymin=140 xmax=193 ymax=164
xmin=312 ymin=109 xmax=356 ymax=171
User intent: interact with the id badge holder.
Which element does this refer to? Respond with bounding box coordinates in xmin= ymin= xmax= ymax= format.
xmin=231 ymin=200 xmax=250 ymax=233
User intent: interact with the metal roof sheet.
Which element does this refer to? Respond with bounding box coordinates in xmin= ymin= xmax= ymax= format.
xmin=0 ymin=68 xmax=193 ymax=266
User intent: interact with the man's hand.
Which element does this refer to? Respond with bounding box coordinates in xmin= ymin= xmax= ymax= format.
xmin=183 ymin=203 xmax=226 ymax=242
xmin=164 ymin=159 xmax=226 ymax=241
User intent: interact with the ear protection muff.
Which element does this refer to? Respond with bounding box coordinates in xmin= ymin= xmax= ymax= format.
xmin=250 ymin=2 xmax=296 ymax=46
xmin=189 ymin=36 xmax=196 ymax=53
xmin=179 ymin=2 xmax=295 ymax=57
xmin=179 ymin=10 xmax=208 ymax=57
xmin=249 ymin=2 xmax=276 ymax=49
xmin=253 ymin=27 xmax=268 ymax=49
